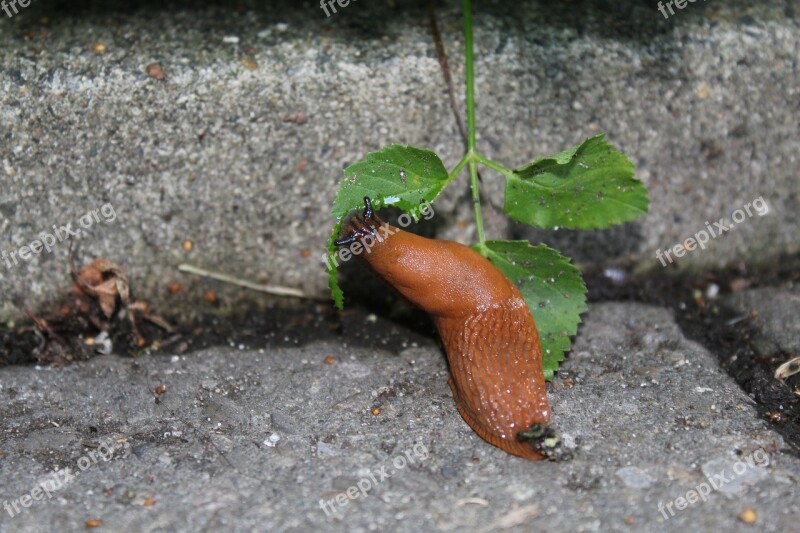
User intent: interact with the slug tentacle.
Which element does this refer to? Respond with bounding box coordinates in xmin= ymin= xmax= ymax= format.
xmin=334 ymin=234 xmax=358 ymax=246
xmin=336 ymin=197 xmax=558 ymax=460
xmin=335 ymin=197 xmax=384 ymax=246
xmin=362 ymin=196 xmax=374 ymax=219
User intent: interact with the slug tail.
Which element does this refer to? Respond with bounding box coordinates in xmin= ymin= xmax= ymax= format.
xmin=449 ymin=378 xmax=546 ymax=461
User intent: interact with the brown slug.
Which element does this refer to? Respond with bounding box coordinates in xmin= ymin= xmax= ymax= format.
xmin=336 ymin=197 xmax=557 ymax=460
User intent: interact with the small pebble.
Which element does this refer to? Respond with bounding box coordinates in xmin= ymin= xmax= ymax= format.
xmin=739 ymin=508 xmax=757 ymax=524
xmin=146 ymin=63 xmax=166 ymax=81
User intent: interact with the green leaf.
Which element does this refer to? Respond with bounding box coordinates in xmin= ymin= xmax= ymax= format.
xmin=326 ymin=145 xmax=450 ymax=308
xmin=504 ymin=134 xmax=649 ymax=230
xmin=327 ymin=265 xmax=345 ymax=309
xmin=333 ymin=144 xmax=450 ymax=216
xmin=479 ymin=240 xmax=588 ymax=380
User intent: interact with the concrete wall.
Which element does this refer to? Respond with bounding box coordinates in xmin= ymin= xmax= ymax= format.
xmin=1 ymin=0 xmax=797 ymax=321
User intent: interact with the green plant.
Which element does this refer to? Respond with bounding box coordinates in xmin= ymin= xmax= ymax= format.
xmin=325 ymin=0 xmax=649 ymax=379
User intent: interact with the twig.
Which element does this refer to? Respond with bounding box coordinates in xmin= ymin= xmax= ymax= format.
xmin=428 ymin=0 xmax=468 ymax=150
xmin=25 ymin=309 xmax=65 ymax=344
xmin=178 ymin=264 xmax=320 ymax=300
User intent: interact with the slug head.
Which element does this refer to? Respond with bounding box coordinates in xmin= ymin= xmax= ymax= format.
xmin=517 ymin=423 xmax=571 ymax=461
xmin=336 ymin=197 xmax=519 ymax=318
xmin=335 ymin=197 xmax=383 ymax=247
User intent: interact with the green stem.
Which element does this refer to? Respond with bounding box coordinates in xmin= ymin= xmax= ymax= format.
xmin=462 ymin=0 xmax=485 ymax=244
xmin=472 ymin=152 xmax=513 ymax=177
xmin=463 ymin=0 xmax=477 ymax=154
xmin=469 ymin=160 xmax=485 ymax=243
xmin=448 ymin=154 xmax=470 ymax=181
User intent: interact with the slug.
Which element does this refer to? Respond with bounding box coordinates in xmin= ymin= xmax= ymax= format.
xmin=336 ymin=197 xmax=559 ymax=460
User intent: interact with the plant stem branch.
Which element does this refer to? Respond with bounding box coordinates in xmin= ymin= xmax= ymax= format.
xmin=449 ymin=154 xmax=470 ymax=181
xmin=472 ymin=152 xmax=513 ymax=177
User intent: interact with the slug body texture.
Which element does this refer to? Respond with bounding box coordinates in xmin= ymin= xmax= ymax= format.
xmin=337 ymin=199 xmax=552 ymax=460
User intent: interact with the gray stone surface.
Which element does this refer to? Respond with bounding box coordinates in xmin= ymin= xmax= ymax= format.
xmin=721 ymin=284 xmax=800 ymax=357
xmin=1 ymin=302 xmax=798 ymax=532
xmin=1 ymin=0 xmax=799 ymax=322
